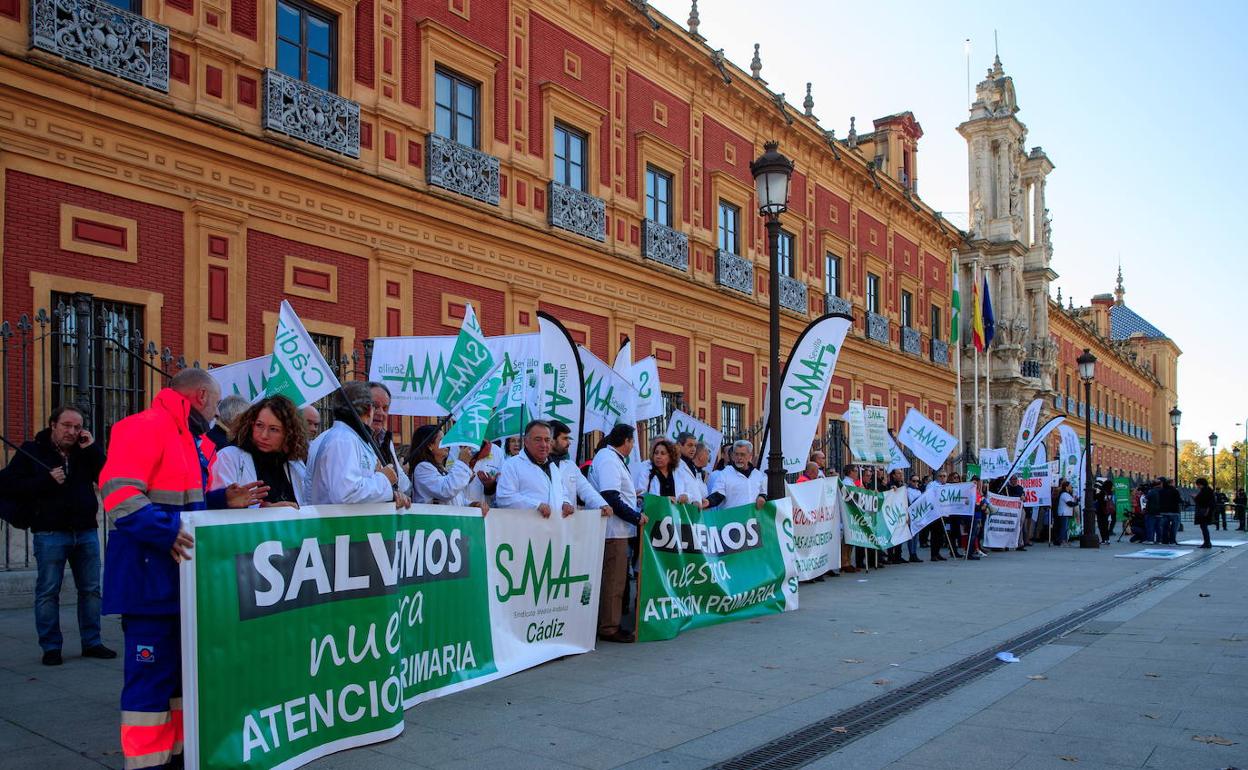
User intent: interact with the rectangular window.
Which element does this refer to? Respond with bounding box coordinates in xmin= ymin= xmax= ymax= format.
xmin=434 ymin=68 xmax=479 ymax=147
xmin=825 ymin=254 xmax=841 ymax=297
xmin=720 ymin=401 xmax=744 ymax=442
xmin=718 ymin=201 xmax=739 ymax=255
xmin=310 ymin=332 xmax=343 ymax=429
xmin=930 ymin=304 xmax=941 ymax=337
xmin=276 ymin=0 xmax=337 ymax=93
xmin=49 ymin=293 xmax=146 ymax=442
xmin=645 ymin=165 xmax=673 ymax=226
xmin=553 ymin=123 xmax=587 ymax=191
xmin=867 ymin=273 xmax=880 ymax=314
xmin=102 ymin=0 xmax=143 ymax=12
xmin=778 ymin=230 xmax=795 ymax=277
xmin=900 ymin=290 xmax=913 ymax=328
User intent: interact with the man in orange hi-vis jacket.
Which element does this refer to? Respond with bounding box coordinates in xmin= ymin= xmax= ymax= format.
xmin=100 ymin=368 xmax=266 ymax=769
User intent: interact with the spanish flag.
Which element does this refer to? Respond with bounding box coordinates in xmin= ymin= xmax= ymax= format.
xmin=972 ymin=274 xmax=985 ymax=352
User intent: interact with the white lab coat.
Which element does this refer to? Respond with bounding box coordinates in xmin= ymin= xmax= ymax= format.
xmin=590 ymin=446 xmax=639 ymax=539
xmin=675 ymin=458 xmax=708 ymax=503
xmin=380 ymin=436 xmax=411 ymax=495
xmin=643 ymin=466 xmax=701 ymax=503
xmin=710 ymin=464 xmax=766 ymax=509
xmin=467 ymin=445 xmax=502 ymax=506
xmin=305 ymin=422 xmax=394 ymax=505
xmin=553 ymin=457 xmax=607 ymax=510
xmin=210 ymin=446 xmax=307 ymax=507
xmin=410 ymin=460 xmax=473 ymax=506
xmin=495 ymin=451 xmax=567 ymax=511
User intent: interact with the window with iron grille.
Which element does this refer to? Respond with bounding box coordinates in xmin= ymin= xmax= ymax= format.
xmin=826 ymin=418 xmax=845 ymax=472
xmin=778 ymin=230 xmax=795 ymax=277
xmin=720 ymin=401 xmax=744 ymax=441
xmin=49 ymin=293 xmax=147 ymax=441
xmin=310 ymin=332 xmax=342 ymax=429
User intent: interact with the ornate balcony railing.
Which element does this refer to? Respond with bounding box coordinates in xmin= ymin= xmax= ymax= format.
xmin=901 ymin=327 xmax=921 ymax=355
xmin=262 ymin=69 xmax=359 ymax=158
xmin=824 ymin=294 xmax=851 ymax=316
xmin=866 ymin=312 xmax=890 ymax=345
xmin=641 ymin=219 xmax=688 ymax=271
xmin=930 ymin=338 xmax=950 ymax=365
xmin=779 ymin=276 xmax=807 ymax=314
xmin=548 ymin=181 xmax=605 ymax=241
xmin=31 ymin=0 xmax=170 ymax=92
xmin=716 ymin=250 xmax=753 ymax=295
xmin=426 ymin=132 xmax=500 ymax=205
xmin=1021 ymin=359 xmax=1041 ymax=378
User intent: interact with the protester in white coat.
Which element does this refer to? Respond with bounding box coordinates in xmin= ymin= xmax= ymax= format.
xmin=368 ymin=382 xmax=411 ymax=496
xmin=548 ymin=421 xmax=610 ymax=515
xmin=590 ymin=424 xmax=644 ymax=643
xmin=643 ymin=438 xmax=704 ymax=507
xmin=306 ymin=382 xmax=409 ymax=507
xmin=211 ymin=395 xmax=308 ymax=507
xmin=706 ymin=440 xmax=766 ymax=509
xmin=406 ymin=424 xmax=489 ymax=513
xmin=494 ymin=420 xmax=571 ymax=517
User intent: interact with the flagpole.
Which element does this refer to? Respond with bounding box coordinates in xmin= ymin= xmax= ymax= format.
xmin=953 ymin=250 xmax=964 ymax=474
xmin=972 ymin=260 xmax=980 ymax=462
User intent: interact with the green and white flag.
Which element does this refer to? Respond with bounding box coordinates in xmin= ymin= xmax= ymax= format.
xmin=840 ymin=483 xmax=910 ymax=549
xmin=485 ymin=350 xmax=535 ymax=441
xmin=210 ymin=356 xmax=271 ymax=403
xmin=436 ymin=303 xmax=494 ymax=413
xmin=579 ymin=345 xmax=635 ymax=435
xmin=442 ymin=373 xmax=503 ymax=449
xmin=265 ymin=301 xmax=340 ymax=408
xmin=950 ymin=270 xmax=961 ymax=344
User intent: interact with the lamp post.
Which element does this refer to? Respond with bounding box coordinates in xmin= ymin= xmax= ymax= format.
xmin=1077 ymin=348 xmax=1098 ymax=548
xmin=1169 ymin=406 xmax=1181 ymax=482
xmin=1233 ymin=447 xmax=1240 ymax=501
xmin=1209 ymin=432 xmax=1218 ymax=495
xmin=750 ymin=140 xmax=795 ymax=501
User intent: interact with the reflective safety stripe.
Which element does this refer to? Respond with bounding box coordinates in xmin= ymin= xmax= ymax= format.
xmin=169 ymin=697 xmax=183 ymax=711
xmin=172 ymin=706 xmax=184 ymax=743
xmin=101 ymin=477 xmax=149 ymax=497
xmin=121 ymin=709 xmax=170 ymax=727
xmin=109 ymin=494 xmax=153 ymax=517
xmin=121 ymin=722 xmax=176 ymax=761
xmin=148 ymin=488 xmax=205 ymax=506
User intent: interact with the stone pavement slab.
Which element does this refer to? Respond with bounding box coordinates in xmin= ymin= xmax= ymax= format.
xmin=0 ymin=535 xmax=1245 ymax=768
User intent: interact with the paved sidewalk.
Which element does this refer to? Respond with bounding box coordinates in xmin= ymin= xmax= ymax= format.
xmin=1 ymin=538 xmax=1245 ymax=768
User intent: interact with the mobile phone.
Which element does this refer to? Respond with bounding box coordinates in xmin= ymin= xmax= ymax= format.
xmin=78 ymin=433 xmax=89 ymax=445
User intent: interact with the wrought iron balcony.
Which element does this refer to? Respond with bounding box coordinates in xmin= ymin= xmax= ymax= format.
xmin=641 ymin=219 xmax=688 ymax=271
xmin=1021 ymin=359 xmax=1041 ymax=378
xmin=779 ymin=276 xmax=807 ymax=314
xmin=262 ymin=69 xmax=360 ymax=158
xmin=426 ymin=132 xmax=500 ymax=205
xmin=866 ymin=312 xmax=890 ymax=345
xmin=716 ymin=250 xmax=753 ymax=295
xmin=824 ymin=294 xmax=851 ymax=316
xmin=930 ymin=338 xmax=950 ymax=365
xmin=31 ymin=0 xmax=170 ymax=92
xmin=548 ymin=182 xmax=605 ymax=241
xmin=901 ymin=327 xmax=921 ymax=355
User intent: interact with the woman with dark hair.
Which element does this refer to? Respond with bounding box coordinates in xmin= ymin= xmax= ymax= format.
xmin=306 ymin=381 xmax=410 ymax=507
xmin=407 ymin=424 xmax=489 ymax=514
xmin=643 ymin=438 xmax=701 ymax=507
xmin=1193 ymin=477 xmax=1214 ymax=548
xmin=211 ymin=395 xmax=309 ymax=508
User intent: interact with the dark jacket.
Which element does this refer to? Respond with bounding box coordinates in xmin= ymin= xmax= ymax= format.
xmin=1147 ymin=485 xmax=1182 ymax=514
xmin=2 ymin=429 xmax=105 ymax=531
xmin=1194 ymin=486 xmax=1215 ymax=514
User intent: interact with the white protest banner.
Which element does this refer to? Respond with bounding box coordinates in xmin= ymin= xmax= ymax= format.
xmin=579 ymin=345 xmax=636 ymax=435
xmin=1019 ymin=462 xmax=1054 ymax=508
xmin=983 ymin=493 xmax=1024 ymax=548
xmin=760 ymin=314 xmax=852 ymax=474
xmin=897 ymin=408 xmax=957 ymax=470
xmin=978 ymin=448 xmax=1012 ymax=480
xmin=612 ymin=340 xmax=664 ymax=422
xmin=1000 ymin=415 xmax=1065 ymax=484
xmin=932 ymin=481 xmax=976 ymax=518
xmin=265 ymin=301 xmax=340 ymax=408
xmin=786 ymin=477 xmax=841 ymax=579
xmin=1014 ymin=398 xmax=1044 ymax=461
xmin=664 ymin=410 xmax=724 ymax=462
xmin=886 ymin=433 xmax=911 ymax=472
xmin=536 ymin=312 xmax=585 ymax=459
xmin=880 ymin=486 xmax=913 ymax=546
xmin=209 ymin=356 xmax=270 ymax=402
xmin=907 ymin=488 xmax=938 ymax=536
xmin=865 ymin=406 xmax=893 ymax=465
xmin=369 ymin=334 xmax=538 ymax=417
xmin=845 ymin=401 xmax=875 ymax=464
xmin=1058 ymin=425 xmax=1081 ymax=482
xmin=437 ymin=304 xmax=495 ymax=412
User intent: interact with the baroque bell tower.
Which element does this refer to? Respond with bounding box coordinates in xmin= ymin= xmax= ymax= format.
xmin=956 ymin=56 xmax=1057 ymax=455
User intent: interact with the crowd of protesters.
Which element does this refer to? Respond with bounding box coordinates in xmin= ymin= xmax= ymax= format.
xmin=1 ymin=369 xmax=1244 ymax=770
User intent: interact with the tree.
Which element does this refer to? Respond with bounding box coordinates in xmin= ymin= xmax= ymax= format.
xmin=1177 ymin=440 xmax=1244 ymax=490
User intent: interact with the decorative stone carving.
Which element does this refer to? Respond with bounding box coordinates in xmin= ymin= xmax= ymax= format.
xmin=716 ymin=250 xmax=752 ymax=295
xmin=824 ymin=294 xmax=851 ymax=316
xmin=426 ymin=132 xmax=500 ymax=205
xmin=901 ymin=327 xmax=921 ymax=355
xmin=31 ymin=0 xmax=170 ymax=92
xmin=778 ymin=276 xmax=807 ymax=314
xmin=641 ymin=219 xmax=689 ymax=271
xmin=262 ymin=69 xmax=360 ymax=158
xmin=548 ymin=181 xmax=605 ymax=241
xmin=867 ymin=312 xmax=889 ymax=345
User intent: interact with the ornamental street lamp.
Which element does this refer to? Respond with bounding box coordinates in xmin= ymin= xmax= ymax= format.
xmin=1233 ymin=447 xmax=1240 ymax=501
xmin=751 ymin=140 xmax=794 ymax=501
xmin=1210 ymin=432 xmax=1218 ymax=495
xmin=1077 ymin=348 xmax=1099 ymax=549
xmin=1169 ymin=406 xmax=1181 ymax=482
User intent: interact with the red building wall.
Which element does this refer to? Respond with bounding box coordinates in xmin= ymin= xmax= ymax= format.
xmin=411 ymin=272 xmax=506 ymax=337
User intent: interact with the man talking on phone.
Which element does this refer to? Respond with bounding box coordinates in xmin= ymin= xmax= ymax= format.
xmin=1 ymin=406 xmax=113 ymax=666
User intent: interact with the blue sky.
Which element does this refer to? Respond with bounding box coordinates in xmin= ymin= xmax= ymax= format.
xmin=651 ymin=0 xmax=1247 ymax=450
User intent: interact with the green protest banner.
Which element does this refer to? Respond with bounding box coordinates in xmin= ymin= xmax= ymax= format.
xmin=441 ymin=373 xmax=501 ymax=449
xmin=265 ymin=301 xmax=340 ymax=408
xmin=636 ymin=495 xmax=798 ymax=643
xmin=436 ymin=303 xmax=494 ymax=412
xmin=1113 ymin=476 xmax=1132 ymax=521
xmin=181 ymin=504 xmax=605 ymax=770
xmin=839 ymin=484 xmax=910 ymax=549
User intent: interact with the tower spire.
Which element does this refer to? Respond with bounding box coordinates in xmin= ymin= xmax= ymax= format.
xmin=1114 ymin=261 xmax=1125 ymax=305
